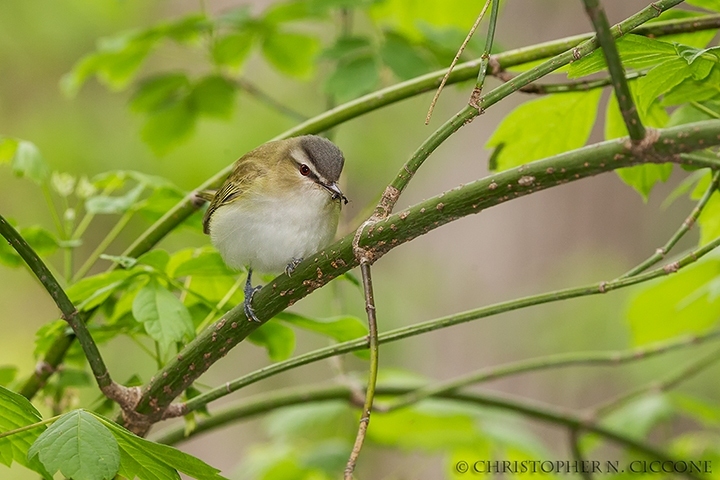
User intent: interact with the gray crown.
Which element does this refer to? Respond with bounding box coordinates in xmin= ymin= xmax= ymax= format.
xmin=300 ymin=135 xmax=345 ymax=182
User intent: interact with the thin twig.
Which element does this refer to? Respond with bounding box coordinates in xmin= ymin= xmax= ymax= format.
xmin=344 ymin=263 xmax=379 ymax=479
xmin=582 ymin=0 xmax=645 ymax=141
xmin=494 ymin=70 xmax=646 ymax=95
xmin=620 ymin=170 xmax=720 ymax=278
xmin=382 ymin=330 xmax=720 ymax=412
xmin=469 ymin=0 xmax=501 ymax=111
xmin=235 ymin=78 xmax=308 ymax=122
xmin=72 ymin=210 xmax=134 ymax=282
xmin=592 ymin=346 xmax=720 ymax=418
xmin=425 ymin=0 xmax=491 ymax=124
xmin=691 ymin=100 xmax=720 ymax=120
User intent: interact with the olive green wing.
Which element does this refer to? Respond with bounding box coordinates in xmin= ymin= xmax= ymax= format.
xmin=201 ymin=158 xmax=265 ymax=235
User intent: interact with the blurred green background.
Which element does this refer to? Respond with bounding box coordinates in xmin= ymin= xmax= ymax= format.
xmin=1 ymin=0 xmax=718 ymax=478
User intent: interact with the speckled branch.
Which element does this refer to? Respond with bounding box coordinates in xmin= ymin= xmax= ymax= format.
xmin=127 ymin=120 xmax=720 ymax=435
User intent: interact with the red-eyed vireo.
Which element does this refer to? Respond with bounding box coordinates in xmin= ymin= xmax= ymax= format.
xmin=202 ymin=135 xmax=348 ymax=322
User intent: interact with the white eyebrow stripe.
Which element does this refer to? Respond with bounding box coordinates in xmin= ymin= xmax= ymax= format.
xmin=290 ymin=148 xmax=323 ymax=180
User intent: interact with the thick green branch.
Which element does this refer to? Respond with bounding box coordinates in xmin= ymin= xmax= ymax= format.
xmin=132 ymin=120 xmax=720 ymax=428
xmin=152 ymin=383 xmax=700 ymax=480
xmin=582 ymin=0 xmax=645 ymax=140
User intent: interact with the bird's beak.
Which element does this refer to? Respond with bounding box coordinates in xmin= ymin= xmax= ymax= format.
xmin=324 ymin=182 xmax=348 ymax=205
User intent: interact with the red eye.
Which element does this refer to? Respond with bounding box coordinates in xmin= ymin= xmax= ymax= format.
xmin=299 ymin=164 xmax=310 ymax=176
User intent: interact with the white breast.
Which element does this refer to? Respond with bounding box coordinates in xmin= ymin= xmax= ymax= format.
xmin=209 ymin=186 xmax=340 ymax=273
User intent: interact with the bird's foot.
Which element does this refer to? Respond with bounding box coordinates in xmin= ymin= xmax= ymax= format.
xmin=285 ymin=257 xmax=303 ymax=277
xmin=243 ymin=285 xmax=263 ymax=322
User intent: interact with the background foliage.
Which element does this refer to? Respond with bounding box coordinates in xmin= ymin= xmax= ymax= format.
xmin=1 ymin=0 xmax=720 ymax=478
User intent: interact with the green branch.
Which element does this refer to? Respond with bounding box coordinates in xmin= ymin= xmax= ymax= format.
xmin=20 ymin=11 xmax=720 ymax=403
xmin=621 ymin=169 xmax=720 ymax=278
xmin=0 ymin=215 xmax=112 ymax=390
xmin=582 ymin=0 xmax=645 ymax=140
xmin=153 ymin=383 xmax=700 ymax=480
xmin=383 ymin=330 xmax=720 ymax=411
xmin=131 ymin=120 xmax=720 ymax=430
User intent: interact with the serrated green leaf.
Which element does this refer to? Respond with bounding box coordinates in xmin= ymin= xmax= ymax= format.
xmin=568 ymin=35 xmax=677 ymax=78
xmin=99 ymin=416 xmax=228 ymax=480
xmin=248 ymin=321 xmax=296 ymax=361
xmin=686 ymin=0 xmax=720 ymax=10
xmin=85 ymin=183 xmax=145 ymax=214
xmin=173 ymin=250 xmax=235 ymax=277
xmin=486 ymin=90 xmax=602 ymax=171
xmin=212 ymin=32 xmax=255 ymax=68
xmin=132 ymin=278 xmax=195 ymax=355
xmin=325 ymin=54 xmax=379 ymax=102
xmin=380 ymin=31 xmax=432 ymax=80
xmin=663 ymin=67 xmax=720 ymax=107
xmin=635 ymin=57 xmax=691 ymax=115
xmin=28 ymin=410 xmax=119 ymax=480
xmin=627 ymin=256 xmax=720 ymax=345
xmin=67 ymin=270 xmax=133 ymax=311
xmin=0 ymin=385 xmax=48 ymax=475
xmin=261 ymin=31 xmax=320 ymax=78
xmin=0 ymin=137 xmax=18 ymax=164
xmin=130 ymin=73 xmax=190 ymax=113
xmin=11 ymin=140 xmax=49 ymax=184
xmin=141 ymin=100 xmax=197 ymax=156
xmin=190 ymin=75 xmax=237 ymax=119
xmin=276 ymin=312 xmax=368 ymax=358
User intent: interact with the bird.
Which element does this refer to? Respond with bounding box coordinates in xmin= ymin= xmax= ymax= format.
xmin=201 ymin=135 xmax=348 ymax=322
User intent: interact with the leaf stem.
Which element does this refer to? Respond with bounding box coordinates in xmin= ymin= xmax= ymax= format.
xmin=72 ymin=210 xmax=134 ymax=282
xmin=0 ymin=414 xmax=61 ymax=440
xmin=582 ymin=0 xmax=645 ymax=141
xmin=469 ymin=0 xmax=500 ymax=109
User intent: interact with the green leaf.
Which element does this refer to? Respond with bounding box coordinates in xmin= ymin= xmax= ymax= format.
xmin=670 ymin=392 xmax=720 ymax=427
xmin=486 ymin=90 xmax=602 ymax=171
xmin=568 ymin=35 xmax=677 ymax=78
xmin=248 ymin=321 xmax=296 ymax=361
xmin=635 ymin=57 xmax=691 ymax=115
xmin=173 ymin=250 xmax=235 ymax=277
xmin=85 ymin=183 xmax=146 ymax=214
xmin=663 ymin=67 xmax=720 ymax=107
xmin=212 ymin=32 xmax=255 ymax=68
xmin=133 ymin=250 xmax=169 ymax=273
xmin=369 ymin=402 xmax=483 ymax=451
xmin=0 ymin=385 xmax=48 ymax=475
xmin=190 ymin=75 xmax=237 ymax=119
xmin=0 ymin=137 xmax=18 ymax=164
xmin=371 ymin=0 xmax=483 ymax=40
xmin=11 ymin=140 xmax=49 ymax=184
xmin=28 ymin=410 xmax=119 ymax=480
xmin=132 ymin=279 xmax=195 ymax=355
xmin=686 ymin=0 xmax=720 ymax=11
xmin=261 ymin=31 xmax=320 ymax=78
xmin=276 ymin=312 xmax=368 ymax=358
xmin=325 ymin=54 xmax=380 ymax=102
xmin=22 ymin=226 xmax=60 ymax=257
xmin=627 ymin=256 xmax=720 ymax=345
xmin=101 ymin=254 xmax=138 ymax=269
xmin=50 ymin=172 xmax=76 ymax=197
xmin=320 ymin=36 xmax=373 ymax=61
xmin=99 ymin=416 xmax=228 ymax=480
xmin=141 ymin=100 xmax=197 ymax=156
xmin=380 ymin=31 xmax=432 ymax=80
xmin=697 ymin=191 xmax=720 ymax=246
xmin=266 ymin=401 xmax=354 ymax=441
xmin=67 ymin=270 xmax=133 ymax=311
xmin=0 ymin=366 xmax=17 ymax=387
xmin=130 ymin=73 xmax=190 ymax=113
xmin=600 ymin=394 xmax=673 ymax=441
